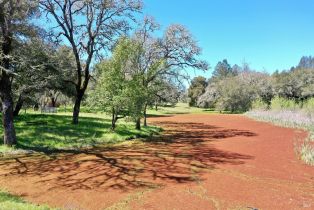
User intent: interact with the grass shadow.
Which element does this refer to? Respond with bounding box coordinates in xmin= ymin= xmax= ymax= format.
xmin=0 ymin=191 xmax=25 ymax=204
xmin=0 ymin=113 xmax=161 ymax=152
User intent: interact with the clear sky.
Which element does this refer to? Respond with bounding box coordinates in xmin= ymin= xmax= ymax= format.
xmin=142 ymin=0 xmax=314 ymax=77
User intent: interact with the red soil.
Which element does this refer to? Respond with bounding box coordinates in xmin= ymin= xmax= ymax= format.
xmin=0 ymin=114 xmax=314 ymax=210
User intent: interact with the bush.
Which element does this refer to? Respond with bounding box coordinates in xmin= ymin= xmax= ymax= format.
xmin=302 ymin=98 xmax=314 ymax=113
xmin=270 ymin=96 xmax=300 ymax=111
xmin=215 ymin=76 xmax=256 ymax=113
xmin=251 ymin=98 xmax=269 ymax=110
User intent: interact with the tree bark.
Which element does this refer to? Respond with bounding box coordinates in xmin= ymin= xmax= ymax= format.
xmin=111 ymin=109 xmax=117 ymax=130
xmin=50 ymin=92 xmax=60 ymax=108
xmin=51 ymin=97 xmax=56 ymax=107
xmin=0 ymin=27 xmax=17 ymax=145
xmin=111 ymin=115 xmax=116 ymax=130
xmin=72 ymin=90 xmax=84 ymax=124
xmin=143 ymin=103 xmax=148 ymax=127
xmin=0 ymin=76 xmax=17 ymax=146
xmin=33 ymin=103 xmax=39 ymax=111
xmin=13 ymin=94 xmax=24 ymax=117
xmin=135 ymin=118 xmax=141 ymax=130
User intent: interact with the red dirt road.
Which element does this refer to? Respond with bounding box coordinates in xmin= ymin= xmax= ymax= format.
xmin=0 ymin=114 xmax=314 ymax=210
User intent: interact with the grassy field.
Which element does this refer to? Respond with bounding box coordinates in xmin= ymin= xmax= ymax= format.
xmin=147 ymin=102 xmax=215 ymax=115
xmin=0 ymin=112 xmax=161 ymax=155
xmin=0 ymin=190 xmax=53 ymax=210
xmin=0 ymin=103 xmax=211 ymax=154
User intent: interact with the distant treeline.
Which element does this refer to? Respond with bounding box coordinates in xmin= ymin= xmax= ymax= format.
xmin=188 ymin=57 xmax=314 ymax=112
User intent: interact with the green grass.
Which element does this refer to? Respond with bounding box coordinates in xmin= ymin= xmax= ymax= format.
xmin=0 ymin=103 xmax=215 ymax=154
xmin=0 ymin=190 xmax=53 ymax=210
xmin=0 ymin=145 xmax=18 ymax=154
xmin=147 ymin=103 xmax=216 ymax=116
xmin=0 ymin=112 xmax=161 ymax=154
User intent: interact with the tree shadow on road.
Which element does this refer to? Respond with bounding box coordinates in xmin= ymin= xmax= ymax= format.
xmin=0 ymin=121 xmax=256 ymax=192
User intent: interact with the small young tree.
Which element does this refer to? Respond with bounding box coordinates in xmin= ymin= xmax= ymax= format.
xmin=89 ymin=38 xmax=140 ymax=130
xmin=90 ymin=63 xmax=127 ymax=130
xmin=124 ymin=75 xmax=146 ymax=130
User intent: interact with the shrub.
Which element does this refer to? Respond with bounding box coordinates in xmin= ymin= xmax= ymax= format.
xmin=270 ymin=96 xmax=300 ymax=111
xmin=251 ymin=98 xmax=269 ymax=110
xmin=214 ymin=76 xmax=255 ymax=112
xmin=302 ymin=98 xmax=314 ymax=113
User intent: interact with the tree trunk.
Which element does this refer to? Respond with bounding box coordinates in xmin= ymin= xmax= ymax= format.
xmin=143 ymin=103 xmax=148 ymax=127
xmin=111 ymin=116 xmax=116 ymax=130
xmin=51 ymin=97 xmax=56 ymax=107
xmin=0 ymin=32 xmax=17 ymax=145
xmin=72 ymin=90 xmax=84 ymax=124
xmin=50 ymin=92 xmax=59 ymax=108
xmin=111 ymin=109 xmax=117 ymax=130
xmin=0 ymin=14 xmax=17 ymax=145
xmin=2 ymin=96 xmax=16 ymax=146
xmin=135 ymin=118 xmax=141 ymax=130
xmin=13 ymin=94 xmax=24 ymax=117
xmin=155 ymin=100 xmax=158 ymax=111
xmin=33 ymin=103 xmax=39 ymax=111
xmin=0 ymin=76 xmax=17 ymax=146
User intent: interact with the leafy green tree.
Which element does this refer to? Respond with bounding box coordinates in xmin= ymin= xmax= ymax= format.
xmin=295 ymin=69 xmax=314 ymax=100
xmin=152 ymin=79 xmax=183 ymax=110
xmin=142 ymin=77 xmax=182 ymax=126
xmin=89 ymin=38 xmax=143 ymax=130
xmin=0 ymin=0 xmax=39 ymax=145
xmin=11 ymin=38 xmax=59 ymax=116
xmin=215 ymin=76 xmax=252 ymax=112
xmin=188 ymin=76 xmax=207 ymax=106
xmin=40 ymin=0 xmax=143 ymax=124
xmin=212 ymin=59 xmax=237 ymax=81
xmin=272 ymin=68 xmax=314 ymax=102
xmin=11 ymin=40 xmax=78 ymax=116
xmin=197 ymin=67 xmax=273 ymax=111
xmin=125 ymin=75 xmax=147 ymax=130
xmin=216 ymin=71 xmax=273 ymax=112
xmin=91 ymin=17 xmax=208 ymax=130
xmin=197 ymin=81 xmax=219 ymax=108
xmin=129 ymin=17 xmax=208 ymax=128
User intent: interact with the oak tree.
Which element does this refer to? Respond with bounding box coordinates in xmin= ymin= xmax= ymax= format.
xmin=40 ymin=0 xmax=142 ymax=124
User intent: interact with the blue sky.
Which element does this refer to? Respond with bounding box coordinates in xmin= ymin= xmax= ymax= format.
xmin=142 ymin=0 xmax=314 ymax=77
